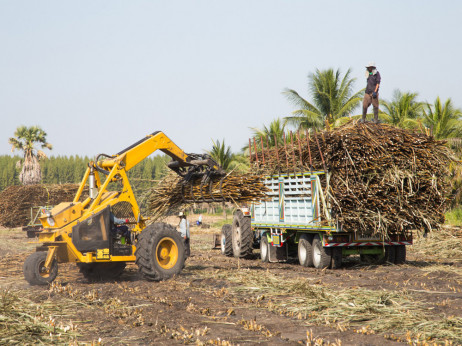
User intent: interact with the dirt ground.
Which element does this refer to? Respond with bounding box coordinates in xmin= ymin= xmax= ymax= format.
xmin=1 ymin=214 xmax=461 ymax=345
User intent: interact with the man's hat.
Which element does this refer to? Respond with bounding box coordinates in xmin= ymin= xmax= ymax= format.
xmin=365 ymin=61 xmax=376 ymax=68
xmin=178 ymin=211 xmax=184 ymax=217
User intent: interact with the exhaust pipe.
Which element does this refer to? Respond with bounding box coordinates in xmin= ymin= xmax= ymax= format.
xmin=89 ymin=167 xmax=99 ymax=199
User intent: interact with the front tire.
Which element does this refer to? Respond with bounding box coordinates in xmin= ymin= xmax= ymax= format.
xmin=298 ymin=234 xmax=314 ymax=267
xmin=135 ymin=223 xmax=185 ymax=281
xmin=312 ymin=235 xmax=332 ymax=269
xmin=23 ymin=251 xmax=58 ymax=285
xmin=221 ymin=224 xmax=233 ymax=257
xmin=231 ymin=210 xmax=253 ymax=258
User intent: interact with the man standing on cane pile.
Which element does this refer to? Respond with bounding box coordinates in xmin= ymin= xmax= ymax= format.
xmin=361 ymin=62 xmax=381 ymax=124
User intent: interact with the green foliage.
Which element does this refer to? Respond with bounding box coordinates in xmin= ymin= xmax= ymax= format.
xmin=211 ymin=218 xmax=231 ymax=229
xmin=0 ymin=155 xmax=170 ymax=201
xmin=208 ymin=140 xmax=250 ymax=173
xmin=207 ymin=139 xmax=234 ymax=171
xmin=423 ymin=97 xmax=462 ymax=139
xmin=250 ymin=118 xmax=287 ymax=147
xmin=380 ymin=90 xmax=424 ymax=128
xmin=8 ymin=125 xmax=53 ymax=185
xmin=445 ymin=207 xmax=462 ymax=226
xmin=8 ymin=125 xmax=53 ymax=156
xmin=284 ymin=68 xmax=363 ymax=129
xmin=228 ymin=153 xmax=249 ymax=173
xmin=0 ymin=156 xmax=21 ymax=190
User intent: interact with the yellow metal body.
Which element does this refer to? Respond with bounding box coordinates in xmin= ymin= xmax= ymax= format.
xmin=34 ymin=131 xmax=193 ymax=269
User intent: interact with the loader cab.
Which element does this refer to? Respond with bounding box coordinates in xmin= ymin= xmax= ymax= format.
xmin=72 ymin=207 xmax=111 ymax=253
xmin=71 ymin=202 xmax=135 ymax=257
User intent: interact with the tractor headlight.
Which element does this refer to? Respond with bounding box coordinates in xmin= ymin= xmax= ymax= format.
xmin=47 ymin=217 xmax=55 ymax=226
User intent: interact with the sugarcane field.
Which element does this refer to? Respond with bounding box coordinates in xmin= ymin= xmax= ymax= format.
xmin=2 ymin=2 xmax=462 ymax=345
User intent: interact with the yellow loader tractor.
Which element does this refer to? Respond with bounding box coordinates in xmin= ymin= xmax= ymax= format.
xmin=23 ymin=131 xmax=224 ymax=285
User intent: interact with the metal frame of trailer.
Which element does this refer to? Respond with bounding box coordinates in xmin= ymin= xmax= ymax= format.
xmin=246 ymin=171 xmax=412 ymax=266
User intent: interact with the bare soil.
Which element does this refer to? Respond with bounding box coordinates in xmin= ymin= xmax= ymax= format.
xmin=1 ymin=215 xmax=461 ymax=345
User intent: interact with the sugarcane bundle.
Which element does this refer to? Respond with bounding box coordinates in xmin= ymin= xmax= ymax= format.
xmin=249 ymin=120 xmax=456 ymax=236
xmin=147 ymin=172 xmax=269 ymax=221
xmin=0 ymin=184 xmax=82 ymax=228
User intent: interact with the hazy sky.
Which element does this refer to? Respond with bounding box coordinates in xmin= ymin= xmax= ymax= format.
xmin=1 ymin=1 xmax=461 ymax=158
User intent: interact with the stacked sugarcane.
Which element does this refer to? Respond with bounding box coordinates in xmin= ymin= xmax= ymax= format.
xmin=0 ymin=184 xmax=82 ymax=228
xmin=249 ymin=120 xmax=455 ymax=236
xmin=147 ymin=172 xmax=269 ymax=220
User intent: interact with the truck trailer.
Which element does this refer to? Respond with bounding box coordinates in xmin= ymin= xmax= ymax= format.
xmin=221 ymin=170 xmax=412 ymax=269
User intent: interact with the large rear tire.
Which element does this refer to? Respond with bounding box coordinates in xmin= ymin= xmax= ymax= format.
xmin=23 ymin=251 xmax=58 ymax=285
xmin=312 ymin=235 xmax=332 ymax=269
xmin=231 ymin=210 xmax=253 ymax=258
xmin=135 ymin=223 xmax=185 ymax=281
xmin=221 ymin=224 xmax=233 ymax=257
xmin=298 ymin=234 xmax=314 ymax=267
xmin=77 ymin=262 xmax=126 ymax=281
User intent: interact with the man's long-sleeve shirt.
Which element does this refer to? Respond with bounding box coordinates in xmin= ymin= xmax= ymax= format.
xmin=365 ymin=70 xmax=381 ymax=94
xmin=179 ymin=219 xmax=190 ymax=238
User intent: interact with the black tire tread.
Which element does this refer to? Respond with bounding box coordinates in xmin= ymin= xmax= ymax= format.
xmin=23 ymin=251 xmax=58 ymax=286
xmin=385 ymin=246 xmax=396 ymax=264
xmin=260 ymin=234 xmax=269 ymax=263
xmin=298 ymin=234 xmax=314 ymax=267
xmin=312 ymin=235 xmax=332 ymax=269
xmin=135 ymin=222 xmax=185 ymax=281
xmin=221 ymin=224 xmax=233 ymax=256
xmin=331 ymin=247 xmax=342 ymax=269
xmin=232 ymin=210 xmax=253 ymax=258
xmin=394 ymin=245 xmax=406 ymax=264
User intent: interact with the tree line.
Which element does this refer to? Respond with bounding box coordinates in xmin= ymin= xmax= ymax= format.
xmin=0 ymin=154 xmax=170 ymax=194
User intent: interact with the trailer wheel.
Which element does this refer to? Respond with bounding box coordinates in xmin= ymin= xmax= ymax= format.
xmin=298 ymin=234 xmax=314 ymax=267
xmin=231 ymin=210 xmax=253 ymax=258
xmin=23 ymin=251 xmax=58 ymax=285
xmin=260 ymin=233 xmax=269 ymax=263
xmin=331 ymin=248 xmax=342 ymax=269
xmin=135 ymin=222 xmax=185 ymax=281
xmin=77 ymin=262 xmax=126 ymax=281
xmin=394 ymin=245 xmax=406 ymax=264
xmin=221 ymin=224 xmax=233 ymax=257
xmin=312 ymin=235 xmax=332 ymax=269
xmin=384 ymin=246 xmax=396 ymax=264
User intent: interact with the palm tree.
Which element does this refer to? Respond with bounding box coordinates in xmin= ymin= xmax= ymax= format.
xmin=228 ymin=154 xmax=249 ymax=173
xmin=250 ymin=118 xmax=286 ymax=147
xmin=283 ymin=68 xmax=364 ymax=130
xmin=422 ymin=97 xmax=462 ymax=139
xmin=207 ymin=139 xmax=234 ymax=171
xmin=9 ymin=125 xmax=52 ymax=185
xmin=208 ymin=139 xmax=249 ymax=173
xmin=380 ymin=90 xmax=424 ymax=128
